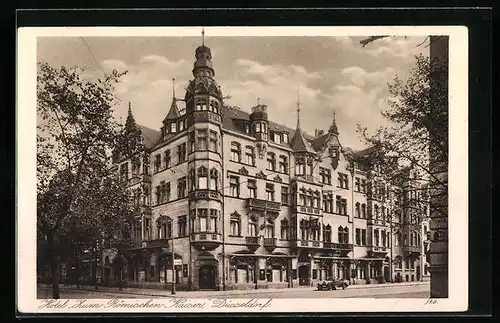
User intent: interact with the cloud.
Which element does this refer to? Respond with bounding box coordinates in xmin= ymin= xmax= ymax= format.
xmin=340 ymin=66 xmax=396 ymax=88
xmin=100 ymin=59 xmax=128 ymax=72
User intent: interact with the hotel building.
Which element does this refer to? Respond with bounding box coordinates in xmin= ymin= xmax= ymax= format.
xmin=102 ymin=35 xmax=426 ymax=291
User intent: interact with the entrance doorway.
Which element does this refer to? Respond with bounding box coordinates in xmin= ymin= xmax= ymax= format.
xmin=298 ymin=266 xmax=310 ymax=286
xmin=383 ymin=266 xmax=390 ymax=282
xmin=199 ymin=265 xmax=216 ymax=290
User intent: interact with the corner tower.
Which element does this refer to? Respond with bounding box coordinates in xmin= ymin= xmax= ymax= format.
xmin=184 ymin=29 xmax=224 ymax=291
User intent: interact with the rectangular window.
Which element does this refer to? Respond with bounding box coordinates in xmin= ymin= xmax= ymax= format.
xmin=163 ymin=150 xmax=171 ymax=169
xmin=248 ymin=179 xmax=257 ymax=198
xmin=355 ymin=228 xmax=361 ymax=245
xmin=155 ymin=185 xmax=161 ymax=205
xmin=361 ymin=179 xmax=367 ymax=193
xmin=230 ymin=176 xmax=240 ymax=197
xmin=154 ymin=155 xmax=161 ymax=173
xmin=337 ymin=173 xmax=349 ymax=189
xmin=179 ymin=120 xmax=184 ymax=132
xmin=231 ymin=142 xmax=241 ymax=162
xmin=197 ymin=129 xmax=208 ymax=150
xmin=245 ymin=146 xmax=255 ymax=166
xmin=209 ymin=130 xmax=218 ymax=152
xmin=267 ymin=153 xmax=276 ymax=171
xmin=178 ymin=215 xmax=187 ymax=236
xmin=282 ymin=133 xmax=289 ymax=143
xmin=143 ymin=218 xmax=151 ymax=241
xmin=355 ymin=177 xmax=360 ymax=192
xmin=361 ymin=229 xmax=367 ymax=245
xmin=177 ymin=143 xmax=186 ymax=163
xmin=374 ymin=229 xmax=380 ymax=246
xmin=279 ymin=156 xmax=288 ymax=173
xmin=266 ymin=183 xmax=275 ymax=201
xmin=177 ymin=177 xmax=187 ymax=198
xmin=170 ymin=123 xmax=177 ymax=133
xmin=189 ymin=132 xmax=195 ymax=153
xmin=281 ymin=186 xmax=289 ymax=205
xmin=209 ymin=209 xmax=218 ymax=233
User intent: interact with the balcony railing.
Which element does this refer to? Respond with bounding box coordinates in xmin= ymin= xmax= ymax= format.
xmin=403 ymin=245 xmax=421 ymax=255
xmin=371 ymin=246 xmax=388 ymax=253
xmin=189 ymin=190 xmax=222 ymax=202
xmin=245 ymin=236 xmax=261 ymax=245
xmin=296 ymin=206 xmax=322 ymax=216
xmin=190 ymin=232 xmax=222 ymax=251
xmin=263 ymin=237 xmax=277 ymax=246
xmin=247 ymin=198 xmax=281 ymax=212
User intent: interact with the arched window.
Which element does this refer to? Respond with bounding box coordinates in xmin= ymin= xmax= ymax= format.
xmin=196 ymin=99 xmax=207 ymax=111
xmin=197 ymin=166 xmax=208 ymax=189
xmin=324 ymin=224 xmax=332 ymax=242
xmin=355 ymin=203 xmax=361 ymax=218
xmin=295 ymin=157 xmax=305 ymax=176
xmin=338 ymin=226 xmax=344 ymax=243
xmin=361 ymin=204 xmax=367 ymax=218
xmin=300 ymin=219 xmax=307 ymax=240
xmin=189 ymin=168 xmax=196 ymax=191
xmin=306 ymin=158 xmax=313 ymax=175
xmin=248 ymin=215 xmax=258 ymax=237
xmin=280 ymin=219 xmax=289 ymax=240
xmin=395 ymin=231 xmax=401 ymax=246
xmin=156 ymin=216 xmax=172 ymax=239
xmin=245 ymin=146 xmax=255 ymax=166
xmin=343 ymin=226 xmax=349 ymax=244
xmin=210 ymin=168 xmax=218 ymax=190
xmin=230 ymin=212 xmax=241 ymax=236
xmin=417 ymin=232 xmax=421 ymax=246
xmin=374 ymin=205 xmax=380 ymax=219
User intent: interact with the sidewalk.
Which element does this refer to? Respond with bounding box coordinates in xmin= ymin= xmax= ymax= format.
xmin=39 ymin=281 xmax=429 ymax=298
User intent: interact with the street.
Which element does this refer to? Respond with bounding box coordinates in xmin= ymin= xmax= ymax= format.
xmin=37 ymin=282 xmax=429 ymax=299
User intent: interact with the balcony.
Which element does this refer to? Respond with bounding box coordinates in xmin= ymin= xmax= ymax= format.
xmin=323 ymin=242 xmax=353 ymax=252
xmin=126 ymin=239 xmax=169 ymax=250
xmin=403 ymin=245 xmax=421 ymax=257
xmin=295 ymin=206 xmax=322 ymax=216
xmin=245 ymin=236 xmax=261 ymax=251
xmin=263 ymin=237 xmax=277 ymax=252
xmin=189 ymin=190 xmax=222 ymax=202
xmin=292 ymin=240 xmax=323 ymax=249
xmin=368 ymin=245 xmax=389 ymax=257
xmin=247 ymin=198 xmax=281 ymax=213
xmin=190 ymin=232 xmax=222 ymax=251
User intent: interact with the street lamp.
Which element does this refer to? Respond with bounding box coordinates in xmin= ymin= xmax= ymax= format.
xmin=170 ymin=218 xmax=176 ymax=295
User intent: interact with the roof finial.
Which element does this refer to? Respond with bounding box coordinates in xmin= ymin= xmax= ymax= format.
xmin=202 ymin=27 xmax=205 ymax=46
xmin=257 ymin=97 xmax=260 ymax=105
xmin=332 ymin=109 xmax=336 ymax=122
xmin=172 ymin=78 xmax=176 ymax=99
xmin=296 ymin=87 xmax=301 ymax=129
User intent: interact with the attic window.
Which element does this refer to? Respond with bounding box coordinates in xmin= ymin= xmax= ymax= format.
xmin=170 ymin=123 xmax=177 ymax=133
xmin=245 ymin=124 xmax=250 ymax=134
xmin=283 ymin=133 xmax=289 ymax=143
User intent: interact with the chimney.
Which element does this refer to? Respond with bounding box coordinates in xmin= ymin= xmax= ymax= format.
xmin=318 ymin=130 xmax=324 ymax=137
xmin=314 ymin=129 xmax=319 ymax=137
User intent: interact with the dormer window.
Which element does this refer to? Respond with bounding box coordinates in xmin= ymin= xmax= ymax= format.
xmin=179 ymin=120 xmax=185 ymax=132
xmin=170 ymin=123 xmax=177 ymax=133
xmin=209 ymin=99 xmax=219 ymax=114
xmin=255 ymin=123 xmax=261 ymax=133
xmin=245 ymin=124 xmax=250 ymax=134
xmin=283 ymin=133 xmax=289 ymax=143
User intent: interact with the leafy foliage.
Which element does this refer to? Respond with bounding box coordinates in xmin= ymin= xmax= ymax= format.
xmin=36 ymin=62 xmax=130 ymax=298
xmin=356 ymin=54 xmax=448 ymax=219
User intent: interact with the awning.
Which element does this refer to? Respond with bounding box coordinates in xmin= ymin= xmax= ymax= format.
xmin=313 ymin=256 xmax=350 ymax=260
xmin=229 ymin=253 xmax=295 ymax=258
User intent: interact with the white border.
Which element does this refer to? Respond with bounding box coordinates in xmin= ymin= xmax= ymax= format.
xmin=17 ymin=26 xmax=469 ymax=313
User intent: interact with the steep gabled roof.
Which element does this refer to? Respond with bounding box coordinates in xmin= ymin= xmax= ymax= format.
xmin=290 ymin=127 xmax=316 ymax=154
xmin=163 ymin=99 xmax=180 ymax=122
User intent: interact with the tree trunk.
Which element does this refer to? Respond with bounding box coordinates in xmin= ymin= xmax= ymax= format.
xmin=93 ymin=241 xmax=98 ymax=290
xmin=75 ymin=249 xmax=80 ymax=289
xmin=47 ymin=234 xmax=60 ymax=299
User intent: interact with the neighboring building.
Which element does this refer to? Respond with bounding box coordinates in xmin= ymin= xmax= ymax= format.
xmin=102 ymin=33 xmax=427 ymax=291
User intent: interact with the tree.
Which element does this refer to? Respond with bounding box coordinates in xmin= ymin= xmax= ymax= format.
xmin=356 ymin=53 xmax=448 ymax=220
xmin=37 ymin=62 xmax=127 ymax=298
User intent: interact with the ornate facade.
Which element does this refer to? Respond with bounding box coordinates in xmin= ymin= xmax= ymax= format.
xmin=104 ymin=34 xmax=427 ymax=291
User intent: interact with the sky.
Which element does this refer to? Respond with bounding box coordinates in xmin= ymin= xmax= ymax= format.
xmin=37 ymin=32 xmax=429 ymax=150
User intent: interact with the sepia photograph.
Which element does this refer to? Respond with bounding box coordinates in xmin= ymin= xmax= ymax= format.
xmin=17 ymin=25 xmax=468 ymax=313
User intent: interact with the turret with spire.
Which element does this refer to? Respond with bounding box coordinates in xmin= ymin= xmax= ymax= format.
xmin=185 ymin=28 xmax=223 ymax=122
xmin=290 ymin=88 xmax=316 ymax=154
xmin=161 ymin=78 xmax=181 ymax=137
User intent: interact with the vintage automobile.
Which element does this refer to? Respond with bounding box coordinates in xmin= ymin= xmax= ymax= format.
xmin=317 ymin=279 xmax=349 ymax=291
